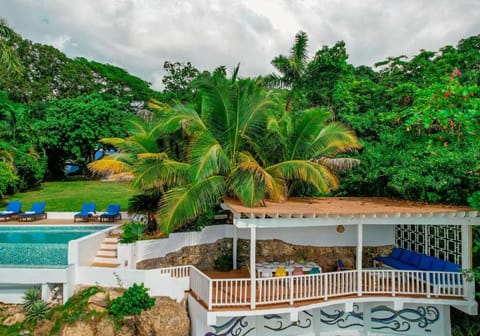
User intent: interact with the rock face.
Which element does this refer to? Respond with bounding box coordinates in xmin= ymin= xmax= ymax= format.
xmin=137 ymin=238 xmax=394 ymax=272
xmin=135 ymin=297 xmax=189 ymax=336
xmin=56 ymin=294 xmax=189 ymax=336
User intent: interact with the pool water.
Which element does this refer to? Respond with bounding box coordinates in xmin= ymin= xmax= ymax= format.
xmin=0 ymin=225 xmax=111 ymax=267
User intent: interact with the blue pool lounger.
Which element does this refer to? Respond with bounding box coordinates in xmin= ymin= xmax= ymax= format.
xmin=74 ymin=203 xmax=96 ymax=222
xmin=99 ymin=204 xmax=121 ymax=222
xmin=0 ymin=201 xmax=22 ymax=221
xmin=18 ymin=202 xmax=47 ymax=221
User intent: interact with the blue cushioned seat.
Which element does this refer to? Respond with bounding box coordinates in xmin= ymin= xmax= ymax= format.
xmin=391 ymin=248 xmax=403 ymax=259
xmin=407 ymin=251 xmax=422 ymax=268
xmin=444 ymin=261 xmax=461 ymax=273
xmin=429 ymin=258 xmax=447 ymax=271
xmin=399 ymin=249 xmax=412 ymax=263
xmin=419 ymin=255 xmax=435 ymax=270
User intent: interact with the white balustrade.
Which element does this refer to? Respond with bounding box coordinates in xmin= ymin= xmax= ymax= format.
xmin=190 ymin=266 xmax=212 ymax=309
xmin=188 ymin=267 xmax=465 ymax=310
xmin=211 ymin=278 xmax=251 ymax=306
xmin=158 ymin=265 xmax=191 ymax=278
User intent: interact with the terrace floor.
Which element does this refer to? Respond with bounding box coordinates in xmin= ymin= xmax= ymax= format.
xmin=196 ymin=269 xmax=465 ymax=312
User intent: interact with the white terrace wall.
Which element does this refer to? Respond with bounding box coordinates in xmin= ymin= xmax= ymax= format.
xmin=119 ymin=224 xmax=394 ymax=269
xmin=75 ymin=266 xmax=189 ymax=302
xmin=68 ymin=225 xmax=116 ymax=266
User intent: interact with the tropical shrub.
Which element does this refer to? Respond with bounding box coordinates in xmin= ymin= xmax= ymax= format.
xmin=22 ymin=287 xmax=41 ymax=313
xmin=120 ymin=221 xmax=145 ymax=243
xmin=25 ymin=300 xmax=51 ymax=323
xmin=108 ymin=283 xmax=155 ymax=319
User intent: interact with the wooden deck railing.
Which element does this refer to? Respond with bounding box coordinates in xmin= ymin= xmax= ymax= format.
xmin=190 ymin=268 xmax=466 ymax=310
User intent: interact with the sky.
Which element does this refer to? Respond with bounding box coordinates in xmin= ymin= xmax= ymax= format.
xmin=1 ymin=0 xmax=479 ymax=89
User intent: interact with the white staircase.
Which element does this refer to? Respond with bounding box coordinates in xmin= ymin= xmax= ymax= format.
xmin=90 ymin=235 xmax=120 ymax=268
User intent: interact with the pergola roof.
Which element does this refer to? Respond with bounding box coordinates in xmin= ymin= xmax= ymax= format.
xmin=222 ymin=197 xmax=479 ymax=228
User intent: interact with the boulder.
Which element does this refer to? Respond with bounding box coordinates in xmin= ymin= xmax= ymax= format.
xmin=135 ymin=297 xmax=189 ymax=336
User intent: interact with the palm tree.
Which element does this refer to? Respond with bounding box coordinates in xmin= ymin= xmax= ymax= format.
xmin=0 ymin=19 xmax=23 ymax=78
xmin=155 ymin=68 xmax=360 ymax=233
xmin=91 ymin=67 xmax=360 ymax=234
xmin=269 ymin=31 xmax=309 ymax=111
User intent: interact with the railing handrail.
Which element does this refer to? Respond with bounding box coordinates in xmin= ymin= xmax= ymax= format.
xmin=199 ymin=269 xmax=466 ymax=309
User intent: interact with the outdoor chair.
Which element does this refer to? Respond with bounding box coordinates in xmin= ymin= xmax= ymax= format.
xmin=99 ymin=204 xmax=121 ymax=222
xmin=292 ymin=266 xmax=304 ymax=275
xmin=18 ymin=202 xmax=47 ymax=221
xmin=74 ymin=203 xmax=96 ymax=222
xmin=0 ymin=201 xmax=22 ymax=221
xmin=309 ymin=266 xmax=321 ymax=274
xmin=274 ymin=267 xmax=287 ymax=277
xmin=337 ymin=259 xmax=352 ymax=272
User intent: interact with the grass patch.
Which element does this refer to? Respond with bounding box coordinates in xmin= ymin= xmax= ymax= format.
xmin=1 ymin=181 xmax=135 ymax=212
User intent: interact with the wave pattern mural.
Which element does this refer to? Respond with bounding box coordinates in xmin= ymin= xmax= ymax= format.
xmin=371 ymin=305 xmax=440 ymax=332
xmin=264 ymin=311 xmax=312 ymax=331
xmin=206 ymin=316 xmax=254 ymax=336
xmin=320 ymin=304 xmax=364 ymax=328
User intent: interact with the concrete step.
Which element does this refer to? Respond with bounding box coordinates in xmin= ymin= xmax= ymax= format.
xmin=94 ymin=256 xmax=119 ymax=264
xmin=97 ymin=249 xmax=117 ymax=257
xmin=104 ymin=237 xmax=119 ymax=244
xmin=90 ymin=262 xmax=120 ymax=268
xmin=101 ymin=243 xmax=118 ymax=250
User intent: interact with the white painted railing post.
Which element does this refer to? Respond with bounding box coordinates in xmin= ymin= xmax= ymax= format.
xmin=391 ymin=270 xmax=396 ymax=297
xmin=289 ymin=276 xmax=294 ymax=305
xmin=461 ymin=224 xmax=475 ymax=300
xmin=208 ymin=279 xmax=212 ymax=310
xmin=426 ymin=272 xmax=431 ymax=299
xmin=324 ymin=275 xmax=328 ymax=301
xmin=233 ymin=226 xmax=237 ymax=270
xmin=357 ymin=223 xmax=363 ymax=296
xmin=250 ymin=227 xmax=256 ymax=309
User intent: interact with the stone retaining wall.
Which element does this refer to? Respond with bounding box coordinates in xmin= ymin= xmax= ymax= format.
xmin=137 ymin=238 xmax=394 ymax=272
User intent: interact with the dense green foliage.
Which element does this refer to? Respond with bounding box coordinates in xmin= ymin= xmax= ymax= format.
xmin=120 ymin=221 xmax=146 ymax=243
xmin=108 ymin=283 xmax=155 ymax=319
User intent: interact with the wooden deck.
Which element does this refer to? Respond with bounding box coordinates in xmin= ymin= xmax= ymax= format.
xmin=193 ymin=268 xmax=465 ymax=312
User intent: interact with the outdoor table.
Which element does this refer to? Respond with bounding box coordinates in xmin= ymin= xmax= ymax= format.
xmin=256 ymin=261 xmax=321 ymax=277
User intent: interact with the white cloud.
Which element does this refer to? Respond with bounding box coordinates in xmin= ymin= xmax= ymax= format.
xmin=1 ymin=0 xmax=479 ymax=89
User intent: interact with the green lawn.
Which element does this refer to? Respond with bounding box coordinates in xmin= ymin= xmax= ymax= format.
xmin=1 ymin=181 xmax=135 ymax=212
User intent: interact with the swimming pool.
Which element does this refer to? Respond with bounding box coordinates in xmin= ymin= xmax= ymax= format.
xmin=0 ymin=225 xmax=111 ymax=267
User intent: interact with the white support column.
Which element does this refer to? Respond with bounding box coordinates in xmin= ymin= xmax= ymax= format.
xmin=233 ymin=225 xmax=237 ymax=270
xmin=41 ymin=283 xmax=49 ymax=301
xmin=250 ymin=227 xmax=256 ymax=309
xmin=461 ymin=224 xmax=475 ymax=300
xmin=357 ymin=223 xmax=363 ymax=296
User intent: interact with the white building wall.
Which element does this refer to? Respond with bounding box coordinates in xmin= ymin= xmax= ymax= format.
xmin=195 ymin=302 xmax=451 ymax=336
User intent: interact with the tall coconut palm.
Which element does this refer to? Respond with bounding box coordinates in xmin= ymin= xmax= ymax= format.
xmin=92 ymin=68 xmax=360 ymax=234
xmin=269 ymin=30 xmax=309 ymax=111
xmin=154 ymin=68 xmax=360 ymax=233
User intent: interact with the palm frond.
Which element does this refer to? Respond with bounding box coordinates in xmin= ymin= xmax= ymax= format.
xmin=311 ymin=122 xmax=361 ymax=157
xmin=160 ymin=105 xmax=206 ymax=135
xmin=189 ymin=131 xmax=230 ymax=181
xmin=131 ymin=155 xmax=191 ymax=191
xmin=289 ymin=108 xmax=332 ymax=159
xmin=228 ymin=152 xmax=286 ymax=206
xmin=159 ymin=176 xmax=226 ymax=234
xmin=88 ymin=155 xmax=133 ymax=175
xmin=291 ymin=31 xmax=309 ymax=70
xmin=267 ymin=160 xmax=339 ymax=194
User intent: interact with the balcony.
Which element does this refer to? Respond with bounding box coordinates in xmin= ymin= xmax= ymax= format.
xmin=190 ymin=267 xmax=467 ymax=311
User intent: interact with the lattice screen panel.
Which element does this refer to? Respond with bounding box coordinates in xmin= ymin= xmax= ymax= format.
xmin=395 ymin=225 xmax=461 ymax=264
